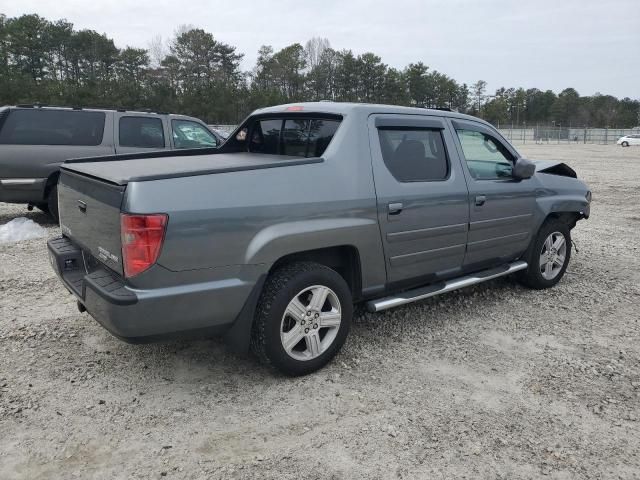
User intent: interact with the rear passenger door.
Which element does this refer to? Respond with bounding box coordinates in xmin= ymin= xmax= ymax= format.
xmin=369 ymin=114 xmax=470 ymax=286
xmin=114 ymin=113 xmax=169 ymax=154
xmin=450 ymin=119 xmax=537 ymax=270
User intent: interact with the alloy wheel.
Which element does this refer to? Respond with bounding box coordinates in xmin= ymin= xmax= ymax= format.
xmin=539 ymin=231 xmax=567 ymax=280
xmin=280 ymin=285 xmax=342 ymax=361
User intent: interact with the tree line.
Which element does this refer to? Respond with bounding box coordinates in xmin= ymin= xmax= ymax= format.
xmin=1 ymin=13 xmax=638 ymax=127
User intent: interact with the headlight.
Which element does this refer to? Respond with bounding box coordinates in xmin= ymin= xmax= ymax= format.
xmin=585 ymin=191 xmax=592 ymax=203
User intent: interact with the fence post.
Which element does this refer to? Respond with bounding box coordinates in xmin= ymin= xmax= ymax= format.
xmin=583 ymin=126 xmax=587 ymax=144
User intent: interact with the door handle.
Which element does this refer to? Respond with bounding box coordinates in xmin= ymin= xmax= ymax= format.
xmin=388 ymin=202 xmax=403 ymax=215
xmin=475 ymin=195 xmax=486 ymax=207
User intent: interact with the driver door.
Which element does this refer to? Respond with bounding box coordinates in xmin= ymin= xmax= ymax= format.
xmin=449 ymin=119 xmax=537 ymax=270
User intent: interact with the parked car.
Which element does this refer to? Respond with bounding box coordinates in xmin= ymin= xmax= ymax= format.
xmin=208 ymin=126 xmax=230 ymax=139
xmin=0 ymin=105 xmax=223 ymax=219
xmin=48 ymin=102 xmax=591 ymax=375
xmin=617 ymin=134 xmax=640 ymax=147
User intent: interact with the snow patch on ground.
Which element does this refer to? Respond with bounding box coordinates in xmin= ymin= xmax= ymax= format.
xmin=0 ymin=217 xmax=47 ymax=244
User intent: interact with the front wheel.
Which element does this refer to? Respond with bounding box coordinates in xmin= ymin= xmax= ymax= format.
xmin=518 ymin=219 xmax=571 ymax=289
xmin=621 ymin=141 xmax=629 ymax=147
xmin=251 ymin=262 xmax=353 ymax=376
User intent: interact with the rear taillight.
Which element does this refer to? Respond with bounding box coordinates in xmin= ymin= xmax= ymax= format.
xmin=120 ymin=213 xmax=168 ymax=278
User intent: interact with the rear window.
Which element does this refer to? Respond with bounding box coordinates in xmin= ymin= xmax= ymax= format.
xmin=119 ymin=116 xmax=165 ymax=148
xmin=0 ymin=109 xmax=105 ymax=146
xmin=248 ymin=118 xmax=340 ymax=157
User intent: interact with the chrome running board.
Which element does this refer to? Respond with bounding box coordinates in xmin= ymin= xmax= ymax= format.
xmin=366 ymin=261 xmax=528 ymax=313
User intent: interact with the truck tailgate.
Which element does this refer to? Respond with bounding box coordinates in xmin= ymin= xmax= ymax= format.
xmin=58 ymin=170 xmax=125 ymax=276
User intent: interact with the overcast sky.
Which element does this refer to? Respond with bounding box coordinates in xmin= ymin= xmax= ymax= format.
xmin=3 ymin=0 xmax=639 ymax=98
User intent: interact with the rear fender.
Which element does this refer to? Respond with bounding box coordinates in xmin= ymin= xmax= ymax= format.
xmin=245 ymin=218 xmax=386 ymax=291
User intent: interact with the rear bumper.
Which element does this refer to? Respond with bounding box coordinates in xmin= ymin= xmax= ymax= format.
xmin=0 ymin=178 xmax=47 ymax=203
xmin=47 ymin=236 xmax=259 ymax=342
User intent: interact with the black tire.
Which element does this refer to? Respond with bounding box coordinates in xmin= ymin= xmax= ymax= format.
xmin=518 ymin=219 xmax=571 ymax=289
xmin=251 ymin=261 xmax=353 ymax=376
xmin=47 ymin=184 xmax=59 ymax=222
xmin=621 ymin=141 xmax=629 ymax=147
xmin=35 ymin=203 xmax=50 ymax=214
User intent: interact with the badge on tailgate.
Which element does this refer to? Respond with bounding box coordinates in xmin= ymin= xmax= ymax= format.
xmin=98 ymin=246 xmax=119 ymax=265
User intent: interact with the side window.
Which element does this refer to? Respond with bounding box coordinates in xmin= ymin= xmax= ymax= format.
xmin=455 ymin=129 xmax=514 ymax=180
xmin=377 ymin=128 xmax=449 ymax=182
xmin=0 ymin=109 xmax=105 ymax=146
xmin=172 ymin=120 xmax=218 ymax=149
xmin=119 ymin=116 xmax=165 ymax=148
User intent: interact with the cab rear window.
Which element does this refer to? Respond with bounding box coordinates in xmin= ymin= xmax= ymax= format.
xmin=248 ymin=118 xmax=340 ymax=157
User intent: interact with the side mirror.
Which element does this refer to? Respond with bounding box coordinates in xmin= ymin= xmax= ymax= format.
xmin=513 ymin=157 xmax=536 ymax=180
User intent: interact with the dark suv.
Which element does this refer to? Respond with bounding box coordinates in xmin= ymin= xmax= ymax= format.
xmin=0 ymin=105 xmax=223 ymax=219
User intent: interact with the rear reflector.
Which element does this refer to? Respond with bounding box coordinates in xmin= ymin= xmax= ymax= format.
xmin=120 ymin=213 xmax=168 ymax=278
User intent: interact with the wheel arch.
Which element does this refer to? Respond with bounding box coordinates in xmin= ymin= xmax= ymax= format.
xmin=268 ymin=245 xmax=363 ymax=301
xmin=43 ymin=170 xmax=60 ymax=201
xmin=244 ymin=218 xmax=385 ymax=298
xmin=544 ymin=211 xmax=583 ymax=230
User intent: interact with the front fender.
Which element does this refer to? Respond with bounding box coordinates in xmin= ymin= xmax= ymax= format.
xmin=534 ymin=173 xmax=591 ymax=227
xmin=536 ymin=194 xmax=590 ymax=220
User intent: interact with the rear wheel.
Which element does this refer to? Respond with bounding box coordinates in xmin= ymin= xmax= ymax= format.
xmin=251 ymin=262 xmax=353 ymax=376
xmin=518 ymin=219 xmax=571 ymax=289
xmin=46 ymin=184 xmax=59 ymax=222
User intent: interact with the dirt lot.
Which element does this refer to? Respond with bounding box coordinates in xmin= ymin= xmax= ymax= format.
xmin=1 ymin=144 xmax=639 ymax=479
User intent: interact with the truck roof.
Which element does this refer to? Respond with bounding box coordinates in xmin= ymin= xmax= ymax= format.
xmin=252 ymin=101 xmax=493 ymax=127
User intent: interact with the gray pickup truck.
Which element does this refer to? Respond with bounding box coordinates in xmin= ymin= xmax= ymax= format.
xmin=0 ymin=105 xmax=223 ymax=219
xmin=48 ymin=102 xmax=591 ymax=375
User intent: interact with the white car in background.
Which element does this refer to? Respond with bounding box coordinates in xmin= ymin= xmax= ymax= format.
xmin=617 ymin=134 xmax=640 ymax=147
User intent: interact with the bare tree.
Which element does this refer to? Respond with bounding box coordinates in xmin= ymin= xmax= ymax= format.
xmin=304 ymin=37 xmax=331 ymax=71
xmin=148 ymin=34 xmax=166 ymax=68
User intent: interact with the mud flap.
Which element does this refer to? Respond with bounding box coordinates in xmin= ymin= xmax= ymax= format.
xmin=223 ymin=274 xmax=266 ymax=354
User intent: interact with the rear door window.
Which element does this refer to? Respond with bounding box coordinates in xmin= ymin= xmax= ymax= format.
xmin=248 ymin=118 xmax=340 ymax=157
xmin=378 ymin=128 xmax=449 ymax=182
xmin=119 ymin=116 xmax=165 ymax=148
xmin=0 ymin=109 xmax=105 ymax=146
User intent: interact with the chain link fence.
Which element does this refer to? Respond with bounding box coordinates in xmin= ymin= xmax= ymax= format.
xmin=497 ymin=126 xmax=640 ymax=145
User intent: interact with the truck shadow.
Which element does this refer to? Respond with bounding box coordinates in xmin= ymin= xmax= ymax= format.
xmin=0 ymin=203 xmax=58 ymax=226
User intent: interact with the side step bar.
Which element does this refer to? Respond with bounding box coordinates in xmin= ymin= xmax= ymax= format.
xmin=366 ymin=261 xmax=528 ymax=313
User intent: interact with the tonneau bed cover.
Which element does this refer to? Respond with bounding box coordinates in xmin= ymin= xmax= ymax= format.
xmin=61 ymin=152 xmax=322 ymax=186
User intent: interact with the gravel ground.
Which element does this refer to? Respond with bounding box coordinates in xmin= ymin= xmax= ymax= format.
xmin=1 ymin=144 xmax=639 ymax=479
